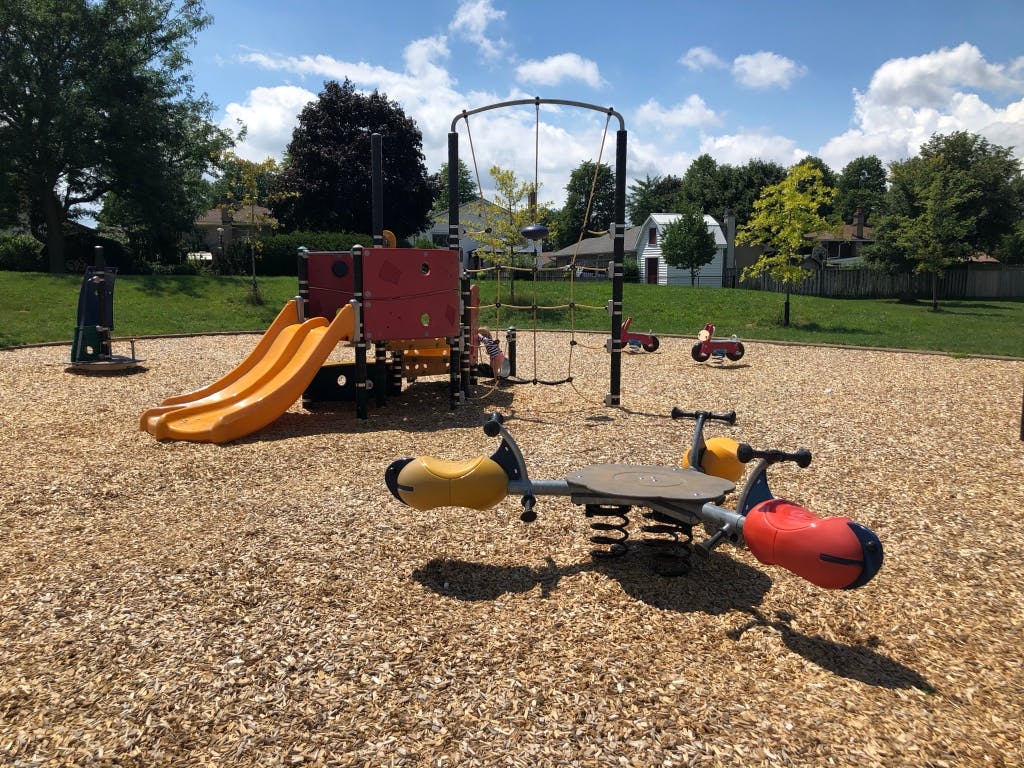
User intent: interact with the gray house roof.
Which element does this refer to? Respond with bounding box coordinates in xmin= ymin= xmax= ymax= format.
xmin=547 ymin=225 xmax=643 ymax=262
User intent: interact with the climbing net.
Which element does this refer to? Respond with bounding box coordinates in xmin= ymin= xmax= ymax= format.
xmin=455 ymin=98 xmax=626 ymax=404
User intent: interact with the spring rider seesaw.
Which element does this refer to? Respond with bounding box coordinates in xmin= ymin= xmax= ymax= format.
xmin=386 ymin=410 xmax=882 ymax=589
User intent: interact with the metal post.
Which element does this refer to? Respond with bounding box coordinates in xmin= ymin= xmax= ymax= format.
xmin=371 ymin=133 xmax=384 ymax=247
xmin=296 ymin=246 xmax=309 ymax=321
xmin=352 ymin=246 xmax=368 ymax=420
xmin=507 ymin=326 xmax=517 ymax=377
xmin=449 ymin=130 xmax=470 ymax=405
xmin=606 ymin=128 xmax=627 ymax=407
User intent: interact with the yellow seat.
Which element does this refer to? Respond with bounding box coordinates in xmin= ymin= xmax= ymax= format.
xmin=395 ymin=455 xmax=509 ymax=511
xmin=682 ymin=436 xmax=745 ymax=483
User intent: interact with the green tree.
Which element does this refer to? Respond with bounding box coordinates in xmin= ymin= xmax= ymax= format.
xmin=0 ymin=0 xmax=232 ymax=272
xmin=272 ymin=79 xmax=433 ymax=238
xmin=737 ymin=161 xmax=836 ymax=326
xmin=679 ymin=154 xmax=723 ymax=218
xmin=834 ymin=155 xmax=887 ymax=224
xmin=552 ymin=161 xmax=615 ymax=249
xmin=475 ymin=166 xmax=554 ymax=302
xmin=660 ymin=205 xmax=718 ymax=286
xmin=207 ymin=153 xmax=281 ymax=210
xmin=868 ymin=132 xmax=1023 ymax=276
xmin=432 ymin=159 xmax=477 ymax=213
xmin=892 ymin=158 xmax=979 ymax=311
xmin=626 ymin=174 xmax=683 ymax=225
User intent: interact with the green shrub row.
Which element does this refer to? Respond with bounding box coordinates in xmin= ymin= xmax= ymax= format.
xmin=0 ymin=233 xmax=44 ymax=271
xmin=250 ymin=231 xmax=374 ymax=276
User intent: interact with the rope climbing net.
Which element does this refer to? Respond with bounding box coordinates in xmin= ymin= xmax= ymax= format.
xmin=450 ymin=97 xmax=628 ymax=406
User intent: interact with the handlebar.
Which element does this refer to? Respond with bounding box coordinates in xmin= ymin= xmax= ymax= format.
xmin=736 ymin=443 xmax=812 ymax=468
xmin=671 ymin=408 xmax=736 ymax=425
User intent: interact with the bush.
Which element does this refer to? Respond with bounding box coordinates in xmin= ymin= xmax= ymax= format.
xmin=255 ymin=231 xmax=374 ymax=276
xmin=0 ymin=233 xmax=44 ymax=271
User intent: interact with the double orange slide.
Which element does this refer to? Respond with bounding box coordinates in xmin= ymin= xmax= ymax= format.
xmin=140 ymin=300 xmax=355 ymax=444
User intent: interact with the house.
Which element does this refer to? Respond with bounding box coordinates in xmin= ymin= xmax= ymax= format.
xmin=804 ymin=207 xmax=874 ymax=267
xmin=636 ymin=213 xmax=728 ymax=286
xmin=545 ymin=226 xmax=643 ymax=276
xmin=195 ymin=205 xmax=276 ymax=254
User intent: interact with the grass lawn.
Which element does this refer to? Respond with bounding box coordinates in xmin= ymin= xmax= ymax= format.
xmin=2 ymin=271 xmax=1022 ymax=357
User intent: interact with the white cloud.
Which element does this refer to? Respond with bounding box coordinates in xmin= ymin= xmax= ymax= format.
xmin=818 ymin=44 xmax=1024 ymax=170
xmin=221 ymin=85 xmax=316 ymax=161
xmin=698 ymin=133 xmax=807 ymax=166
xmin=635 ymin=96 xmax=718 ymax=129
xmin=679 ymin=46 xmax=726 ymax=72
xmin=516 ymin=53 xmax=604 ymax=88
xmin=449 ymin=0 xmax=508 ymax=61
xmin=732 ymin=52 xmax=807 ymax=90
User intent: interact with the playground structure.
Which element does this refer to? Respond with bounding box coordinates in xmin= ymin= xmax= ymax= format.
xmin=386 ymin=409 xmax=883 ymax=590
xmin=140 ymin=98 xmax=631 ymax=443
xmin=691 ymin=322 xmax=745 ymax=364
xmin=69 ymin=248 xmax=143 ymax=372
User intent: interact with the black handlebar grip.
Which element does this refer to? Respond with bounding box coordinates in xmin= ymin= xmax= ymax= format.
xmin=671 ymin=408 xmax=736 ymax=424
xmin=483 ymin=412 xmax=504 ymax=437
xmin=736 ymin=443 xmax=812 ymax=468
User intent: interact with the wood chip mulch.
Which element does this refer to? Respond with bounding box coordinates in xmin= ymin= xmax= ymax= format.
xmin=1 ymin=331 xmax=1022 ymax=767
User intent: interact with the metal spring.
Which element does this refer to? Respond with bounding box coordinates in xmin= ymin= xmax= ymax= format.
xmin=584 ymin=504 xmax=631 ymax=558
xmin=640 ymin=512 xmax=694 ymax=577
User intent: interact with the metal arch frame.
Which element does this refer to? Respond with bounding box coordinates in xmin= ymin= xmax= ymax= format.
xmin=448 ymin=96 xmax=628 ymax=408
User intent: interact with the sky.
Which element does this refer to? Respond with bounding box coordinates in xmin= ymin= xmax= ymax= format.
xmin=187 ymin=0 xmax=1024 ymax=209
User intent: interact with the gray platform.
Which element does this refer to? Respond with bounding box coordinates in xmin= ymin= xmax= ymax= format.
xmin=565 ymin=465 xmax=734 ymax=503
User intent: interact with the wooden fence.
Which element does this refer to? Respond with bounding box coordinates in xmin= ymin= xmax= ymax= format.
xmin=739 ymin=264 xmax=1024 ymax=300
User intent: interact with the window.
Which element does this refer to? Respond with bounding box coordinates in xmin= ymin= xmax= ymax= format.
xmin=648 ymin=227 xmax=657 ymax=246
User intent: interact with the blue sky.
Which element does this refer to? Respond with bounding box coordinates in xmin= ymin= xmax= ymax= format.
xmin=188 ymin=0 xmax=1024 ymax=207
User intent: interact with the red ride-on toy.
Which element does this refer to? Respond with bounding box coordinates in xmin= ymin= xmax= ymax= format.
xmin=621 ymin=316 xmax=659 ymax=352
xmin=691 ymin=323 xmax=744 ymax=363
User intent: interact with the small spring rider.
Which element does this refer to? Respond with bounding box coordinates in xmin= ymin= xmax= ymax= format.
xmin=691 ymin=323 xmax=744 ymax=364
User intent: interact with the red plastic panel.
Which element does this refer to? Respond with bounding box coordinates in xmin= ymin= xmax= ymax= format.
xmin=306 ymin=251 xmax=354 ymax=319
xmin=362 ymin=249 xmax=460 ymax=340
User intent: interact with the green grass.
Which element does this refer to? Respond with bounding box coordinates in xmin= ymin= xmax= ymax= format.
xmin=2 ymin=271 xmax=1022 ymax=357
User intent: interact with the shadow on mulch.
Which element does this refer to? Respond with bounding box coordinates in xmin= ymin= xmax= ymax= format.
xmin=414 ymin=554 xmax=934 ymax=692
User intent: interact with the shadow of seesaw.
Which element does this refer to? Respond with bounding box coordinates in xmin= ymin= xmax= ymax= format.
xmin=412 ymin=553 xmax=933 ymax=691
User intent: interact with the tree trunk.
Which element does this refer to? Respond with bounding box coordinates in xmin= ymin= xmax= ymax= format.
xmin=42 ymin=192 xmax=66 ymax=273
xmin=931 ymin=271 xmax=939 ymax=312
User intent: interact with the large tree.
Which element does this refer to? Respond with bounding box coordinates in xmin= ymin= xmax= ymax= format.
xmin=431 ymin=159 xmax=477 ymax=214
xmin=834 ymin=155 xmax=887 ymax=224
xmin=737 ymin=161 xmax=835 ymax=326
xmin=869 ymin=132 xmax=1023 ymax=275
xmin=626 ymin=174 xmax=683 ymax=225
xmin=551 ymin=160 xmax=615 ymax=250
xmin=0 ymin=0 xmax=232 ymax=271
xmin=660 ymin=205 xmax=718 ymax=286
xmin=272 ymin=79 xmax=433 ymax=238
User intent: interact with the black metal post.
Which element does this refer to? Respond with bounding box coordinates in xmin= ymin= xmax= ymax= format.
xmin=296 ymin=246 xmax=309 ymax=321
xmin=607 ymin=128 xmax=627 ymax=407
xmin=372 ymin=133 xmax=384 ymax=247
xmin=450 ymin=130 xmax=470 ymax=406
xmin=352 ymin=245 xmax=368 ymax=419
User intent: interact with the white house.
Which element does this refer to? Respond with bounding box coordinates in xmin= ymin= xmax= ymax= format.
xmin=636 ymin=213 xmax=727 ymax=286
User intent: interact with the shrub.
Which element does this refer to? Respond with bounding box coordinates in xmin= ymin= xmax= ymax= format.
xmin=255 ymin=231 xmax=374 ymax=276
xmin=0 ymin=233 xmax=44 ymax=271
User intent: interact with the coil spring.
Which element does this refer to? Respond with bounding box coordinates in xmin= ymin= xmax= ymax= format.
xmin=640 ymin=512 xmax=694 ymax=577
xmin=584 ymin=504 xmax=631 ymax=558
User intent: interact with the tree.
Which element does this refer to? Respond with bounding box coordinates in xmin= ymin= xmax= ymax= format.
xmin=0 ymin=0 xmax=232 ymax=272
xmin=272 ymin=79 xmax=433 ymax=238
xmin=431 ymin=159 xmax=477 ymax=214
xmin=474 ymin=166 xmax=554 ymax=302
xmin=892 ymin=158 xmax=979 ymax=311
xmin=868 ymin=132 xmax=1023 ymax=276
xmin=626 ymin=174 xmax=683 ymax=225
xmin=737 ymin=161 xmax=836 ymax=326
xmin=551 ymin=161 xmax=615 ymax=250
xmin=207 ymin=152 xmax=282 ymax=210
xmin=834 ymin=155 xmax=887 ymax=224
xmin=660 ymin=205 xmax=718 ymax=286
xmin=679 ymin=154 xmax=724 ymax=218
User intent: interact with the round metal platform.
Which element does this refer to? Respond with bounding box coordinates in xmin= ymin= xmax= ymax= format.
xmin=566 ymin=464 xmax=734 ymax=503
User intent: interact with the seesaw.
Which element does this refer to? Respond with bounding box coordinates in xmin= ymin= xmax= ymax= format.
xmin=386 ymin=409 xmax=883 ymax=590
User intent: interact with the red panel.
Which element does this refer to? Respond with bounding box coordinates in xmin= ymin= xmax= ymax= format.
xmin=306 ymin=251 xmax=354 ymax=319
xmin=362 ymin=249 xmax=460 ymax=340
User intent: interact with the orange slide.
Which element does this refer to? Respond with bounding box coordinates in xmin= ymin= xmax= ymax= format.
xmin=140 ymin=300 xmax=355 ymax=443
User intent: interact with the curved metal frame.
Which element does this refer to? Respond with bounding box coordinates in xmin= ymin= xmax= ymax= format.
xmin=448 ymin=96 xmax=627 ymax=408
